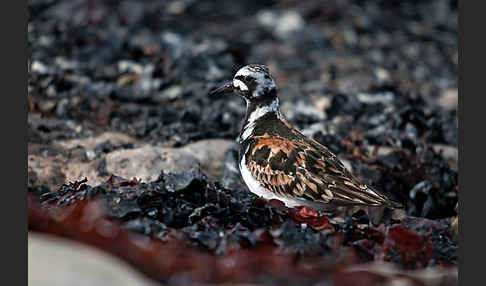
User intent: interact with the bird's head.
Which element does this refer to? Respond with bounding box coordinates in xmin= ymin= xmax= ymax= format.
xmin=209 ymin=64 xmax=277 ymax=102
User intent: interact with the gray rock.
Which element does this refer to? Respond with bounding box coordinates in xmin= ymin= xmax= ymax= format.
xmin=281 ymin=100 xmax=325 ymax=121
xmin=38 ymin=100 xmax=57 ymax=113
xmin=28 ymin=232 xmax=156 ymax=286
xmin=31 ymin=61 xmax=52 ymax=74
xmin=220 ymin=145 xmax=242 ymax=190
xmin=54 ymin=57 xmax=79 ymax=70
xmin=161 ymin=31 xmax=185 ymax=60
xmin=181 ymin=139 xmax=234 ymax=180
xmin=258 ymin=10 xmax=305 ymax=40
xmin=28 ymin=154 xmax=66 ymax=188
xmin=28 ymin=150 xmax=108 ymax=189
xmin=55 ymin=132 xmax=141 ymax=151
xmin=432 ymin=144 xmax=458 ymax=171
xmin=117 ymin=60 xmax=144 ymax=74
xmin=105 ymin=140 xmax=233 ymax=182
xmin=154 ymin=85 xmax=183 ymax=102
xmin=29 ymin=133 xmax=140 ymax=188
xmin=105 ymin=145 xmax=200 ymax=183
xmin=357 ymin=92 xmax=395 ymax=104
xmin=437 ymin=88 xmax=458 ymax=109
xmin=30 ymin=134 xmax=234 ymax=188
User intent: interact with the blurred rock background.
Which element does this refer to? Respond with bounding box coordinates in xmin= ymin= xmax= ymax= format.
xmin=28 ymin=0 xmax=457 ymax=187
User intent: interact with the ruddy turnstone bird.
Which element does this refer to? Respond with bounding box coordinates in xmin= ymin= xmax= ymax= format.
xmin=210 ymin=64 xmax=402 ymax=211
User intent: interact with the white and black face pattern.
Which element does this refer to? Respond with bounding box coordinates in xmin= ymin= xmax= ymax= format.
xmin=232 ymin=65 xmax=276 ymax=99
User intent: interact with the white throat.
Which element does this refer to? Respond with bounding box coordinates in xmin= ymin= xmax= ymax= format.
xmin=239 ymin=99 xmax=280 ymax=143
xmin=247 ymin=98 xmax=279 ymax=123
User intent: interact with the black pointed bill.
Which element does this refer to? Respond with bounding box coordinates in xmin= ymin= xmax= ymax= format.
xmin=208 ymin=81 xmax=234 ymax=96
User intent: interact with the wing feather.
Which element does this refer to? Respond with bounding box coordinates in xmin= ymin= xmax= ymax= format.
xmin=244 ymin=133 xmax=399 ymax=207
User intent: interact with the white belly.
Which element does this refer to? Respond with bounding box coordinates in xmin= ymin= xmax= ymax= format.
xmin=239 ymin=154 xmax=326 ymax=209
xmin=239 ymin=154 xmax=277 ymax=200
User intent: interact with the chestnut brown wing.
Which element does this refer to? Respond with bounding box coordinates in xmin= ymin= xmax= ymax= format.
xmin=245 ymin=134 xmax=398 ymax=207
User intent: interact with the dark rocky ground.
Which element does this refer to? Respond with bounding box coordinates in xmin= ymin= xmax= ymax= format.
xmin=28 ymin=0 xmax=458 ymax=285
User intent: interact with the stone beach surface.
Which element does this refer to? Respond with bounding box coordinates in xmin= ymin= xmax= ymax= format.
xmin=28 ymin=0 xmax=457 ymax=285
